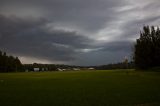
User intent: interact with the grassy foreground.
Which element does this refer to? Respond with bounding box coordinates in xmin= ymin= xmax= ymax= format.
xmin=0 ymin=70 xmax=160 ymax=106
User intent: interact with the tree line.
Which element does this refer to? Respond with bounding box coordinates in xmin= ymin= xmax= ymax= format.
xmin=0 ymin=51 xmax=22 ymax=72
xmin=94 ymin=62 xmax=134 ymax=70
xmin=23 ymin=63 xmax=86 ymax=72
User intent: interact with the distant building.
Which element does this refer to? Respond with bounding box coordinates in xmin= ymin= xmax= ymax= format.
xmin=88 ymin=67 xmax=95 ymax=70
xmin=62 ymin=69 xmax=66 ymax=71
xmin=73 ymin=68 xmax=80 ymax=71
xmin=58 ymin=68 xmax=63 ymax=71
xmin=33 ymin=68 xmax=40 ymax=72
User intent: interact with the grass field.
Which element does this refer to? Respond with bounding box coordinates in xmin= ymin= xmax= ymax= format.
xmin=0 ymin=70 xmax=160 ymax=106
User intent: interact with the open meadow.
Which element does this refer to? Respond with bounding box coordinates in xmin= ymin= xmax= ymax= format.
xmin=0 ymin=70 xmax=160 ymax=106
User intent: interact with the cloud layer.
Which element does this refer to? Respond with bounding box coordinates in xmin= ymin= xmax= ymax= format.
xmin=0 ymin=0 xmax=160 ymax=65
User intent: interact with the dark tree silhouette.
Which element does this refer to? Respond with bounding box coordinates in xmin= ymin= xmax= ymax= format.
xmin=0 ymin=50 xmax=22 ymax=72
xmin=134 ymin=26 xmax=160 ymax=69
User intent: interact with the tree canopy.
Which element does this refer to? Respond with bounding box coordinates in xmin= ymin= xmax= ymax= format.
xmin=134 ymin=26 xmax=160 ymax=69
xmin=0 ymin=50 xmax=22 ymax=72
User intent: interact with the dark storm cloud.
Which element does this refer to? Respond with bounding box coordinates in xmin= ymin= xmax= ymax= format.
xmin=0 ymin=15 xmax=92 ymax=62
xmin=0 ymin=0 xmax=125 ymax=32
xmin=0 ymin=0 xmax=160 ymax=65
xmin=67 ymin=40 xmax=134 ymax=65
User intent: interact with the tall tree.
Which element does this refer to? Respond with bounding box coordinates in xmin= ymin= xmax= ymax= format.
xmin=0 ymin=50 xmax=23 ymax=72
xmin=134 ymin=26 xmax=160 ymax=69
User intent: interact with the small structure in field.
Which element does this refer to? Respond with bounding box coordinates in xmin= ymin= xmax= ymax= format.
xmin=73 ymin=68 xmax=80 ymax=71
xmin=88 ymin=67 xmax=95 ymax=70
xmin=33 ymin=68 xmax=40 ymax=72
xmin=62 ymin=69 xmax=66 ymax=71
xmin=58 ymin=68 xmax=64 ymax=71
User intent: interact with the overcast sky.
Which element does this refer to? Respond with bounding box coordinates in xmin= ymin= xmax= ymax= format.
xmin=0 ymin=0 xmax=160 ymax=65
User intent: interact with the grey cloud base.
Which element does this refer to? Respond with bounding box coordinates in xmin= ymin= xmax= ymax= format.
xmin=0 ymin=0 xmax=160 ymax=65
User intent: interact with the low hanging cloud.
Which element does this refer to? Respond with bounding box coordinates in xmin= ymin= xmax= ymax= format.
xmin=0 ymin=15 xmax=93 ymax=63
xmin=0 ymin=0 xmax=160 ymax=65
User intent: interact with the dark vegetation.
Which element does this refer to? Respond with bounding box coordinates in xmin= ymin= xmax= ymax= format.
xmin=0 ymin=51 xmax=22 ymax=72
xmin=23 ymin=62 xmax=134 ymax=71
xmin=95 ymin=62 xmax=134 ymax=70
xmin=134 ymin=26 xmax=160 ymax=69
xmin=23 ymin=63 xmax=84 ymax=71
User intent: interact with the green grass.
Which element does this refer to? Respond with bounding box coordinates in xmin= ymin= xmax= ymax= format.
xmin=0 ymin=70 xmax=160 ymax=106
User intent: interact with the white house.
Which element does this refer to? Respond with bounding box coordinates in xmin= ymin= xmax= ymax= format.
xmin=58 ymin=68 xmax=63 ymax=71
xmin=33 ymin=68 xmax=40 ymax=72
xmin=88 ymin=67 xmax=95 ymax=70
xmin=73 ymin=68 xmax=80 ymax=71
